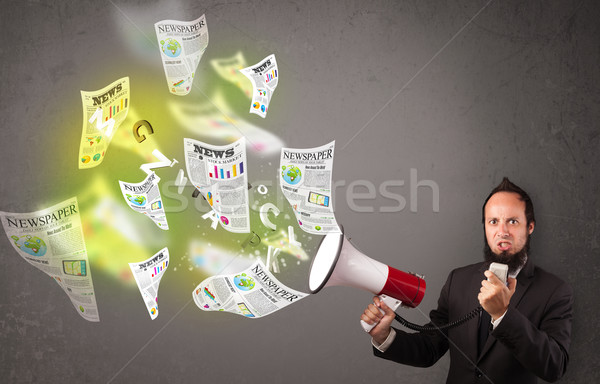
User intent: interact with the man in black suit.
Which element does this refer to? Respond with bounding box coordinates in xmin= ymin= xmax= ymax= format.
xmin=361 ymin=178 xmax=573 ymax=383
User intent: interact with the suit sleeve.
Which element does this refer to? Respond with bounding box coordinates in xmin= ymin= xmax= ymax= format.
xmin=372 ymin=271 xmax=453 ymax=367
xmin=492 ymin=280 xmax=573 ymax=382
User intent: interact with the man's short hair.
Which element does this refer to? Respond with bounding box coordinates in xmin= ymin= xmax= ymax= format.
xmin=482 ymin=177 xmax=535 ymax=225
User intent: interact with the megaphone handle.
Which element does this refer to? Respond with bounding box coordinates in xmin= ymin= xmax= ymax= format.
xmin=361 ymin=295 xmax=402 ymax=332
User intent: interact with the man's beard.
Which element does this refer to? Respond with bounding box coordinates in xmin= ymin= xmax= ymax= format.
xmin=484 ymin=235 xmax=530 ymax=275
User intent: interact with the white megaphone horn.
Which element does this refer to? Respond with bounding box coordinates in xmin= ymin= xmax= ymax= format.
xmin=308 ymin=229 xmax=426 ymax=331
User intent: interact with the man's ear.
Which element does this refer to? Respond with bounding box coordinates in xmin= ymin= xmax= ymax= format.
xmin=528 ymin=221 xmax=535 ymax=235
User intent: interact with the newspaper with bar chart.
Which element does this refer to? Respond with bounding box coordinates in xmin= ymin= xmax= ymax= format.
xmin=78 ymin=76 xmax=130 ymax=169
xmin=129 ymin=247 xmax=169 ymax=320
xmin=184 ymin=137 xmax=250 ymax=233
xmin=240 ymin=54 xmax=279 ymax=118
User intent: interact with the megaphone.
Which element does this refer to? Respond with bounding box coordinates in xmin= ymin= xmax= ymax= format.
xmin=308 ymin=229 xmax=426 ymax=331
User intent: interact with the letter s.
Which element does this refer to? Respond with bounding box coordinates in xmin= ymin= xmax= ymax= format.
xmin=379 ymin=180 xmax=406 ymax=213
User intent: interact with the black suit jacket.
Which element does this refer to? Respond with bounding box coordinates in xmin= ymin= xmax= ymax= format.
xmin=374 ymin=259 xmax=573 ymax=384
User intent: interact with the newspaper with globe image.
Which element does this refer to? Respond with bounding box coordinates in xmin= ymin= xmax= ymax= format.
xmin=154 ymin=14 xmax=208 ymax=96
xmin=78 ymin=76 xmax=130 ymax=169
xmin=184 ymin=137 xmax=250 ymax=233
xmin=129 ymin=247 xmax=169 ymax=320
xmin=192 ymin=259 xmax=307 ymax=318
xmin=280 ymin=141 xmax=341 ymax=235
xmin=240 ymin=54 xmax=279 ymax=118
xmin=118 ymin=172 xmax=169 ymax=230
xmin=0 ymin=197 xmax=100 ymax=321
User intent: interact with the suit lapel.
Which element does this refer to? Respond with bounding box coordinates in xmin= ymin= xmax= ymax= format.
xmin=477 ymin=258 xmax=535 ymax=362
xmin=507 ymin=257 xmax=534 ymax=307
xmin=467 ymin=264 xmax=487 ymax=362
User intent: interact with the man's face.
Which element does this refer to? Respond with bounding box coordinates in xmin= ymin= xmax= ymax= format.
xmin=484 ymin=191 xmax=534 ymax=258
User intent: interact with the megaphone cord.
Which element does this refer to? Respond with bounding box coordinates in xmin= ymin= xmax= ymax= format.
xmin=394 ymin=306 xmax=482 ymax=333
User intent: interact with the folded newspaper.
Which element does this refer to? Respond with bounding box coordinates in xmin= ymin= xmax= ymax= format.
xmin=240 ymin=54 xmax=279 ymax=118
xmin=155 ymin=15 xmax=208 ymax=96
xmin=192 ymin=260 xmax=307 ymax=318
xmin=280 ymin=141 xmax=341 ymax=234
xmin=129 ymin=247 xmax=169 ymax=320
xmin=184 ymin=137 xmax=250 ymax=233
xmin=118 ymin=172 xmax=169 ymax=230
xmin=0 ymin=197 xmax=100 ymax=321
xmin=78 ymin=77 xmax=130 ymax=169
